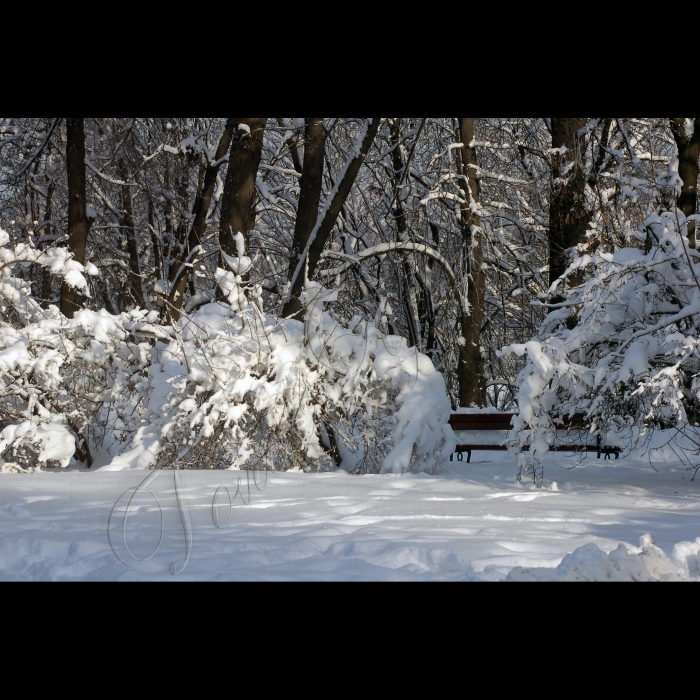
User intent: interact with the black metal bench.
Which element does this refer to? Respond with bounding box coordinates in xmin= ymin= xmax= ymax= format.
xmin=449 ymin=413 xmax=621 ymax=463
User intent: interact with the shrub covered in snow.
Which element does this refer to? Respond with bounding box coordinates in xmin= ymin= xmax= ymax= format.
xmin=501 ymin=210 xmax=700 ymax=480
xmin=0 ymin=229 xmax=101 ymax=470
xmin=105 ymin=241 xmax=456 ymax=474
xmin=0 ymin=230 xmax=455 ymax=474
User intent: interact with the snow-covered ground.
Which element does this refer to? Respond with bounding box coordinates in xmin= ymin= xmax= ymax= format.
xmin=1 ymin=453 xmax=699 ymax=581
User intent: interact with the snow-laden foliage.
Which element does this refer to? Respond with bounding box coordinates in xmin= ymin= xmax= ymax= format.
xmin=0 ymin=230 xmax=455 ymax=473
xmin=0 ymin=228 xmax=106 ymax=470
xmin=502 ymin=210 xmax=700 ymax=480
xmin=105 ymin=240 xmax=456 ymax=474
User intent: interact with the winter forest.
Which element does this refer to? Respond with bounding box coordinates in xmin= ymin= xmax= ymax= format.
xmin=2 ymin=118 xmax=700 ymax=582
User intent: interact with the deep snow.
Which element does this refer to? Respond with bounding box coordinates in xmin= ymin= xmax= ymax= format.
xmin=1 ymin=452 xmax=699 ymax=581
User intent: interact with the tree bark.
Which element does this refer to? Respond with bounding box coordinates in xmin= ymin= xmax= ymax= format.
xmin=119 ymin=160 xmax=146 ymax=309
xmin=457 ymin=118 xmax=487 ymax=408
xmin=306 ymin=119 xmax=381 ymax=280
xmin=285 ymin=118 xmax=382 ymax=318
xmin=276 ymin=117 xmax=303 ymax=174
xmin=549 ymin=117 xmax=589 ymax=293
xmin=165 ymin=118 xmax=240 ymax=322
xmin=670 ymin=118 xmax=700 ymax=248
xmin=147 ymin=200 xmax=164 ymax=288
xmin=219 ymin=118 xmax=266 ymax=258
xmin=60 ymin=118 xmax=91 ymax=318
xmin=283 ymin=118 xmax=328 ymax=319
xmin=40 ymin=180 xmax=56 ymax=306
xmin=389 ymin=118 xmax=420 ymax=348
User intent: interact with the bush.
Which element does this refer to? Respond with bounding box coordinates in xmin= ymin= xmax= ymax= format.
xmin=501 ymin=210 xmax=700 ymax=480
xmin=0 ymin=230 xmax=456 ymax=474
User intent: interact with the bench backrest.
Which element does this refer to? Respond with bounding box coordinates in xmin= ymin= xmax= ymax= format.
xmin=449 ymin=413 xmax=589 ymax=431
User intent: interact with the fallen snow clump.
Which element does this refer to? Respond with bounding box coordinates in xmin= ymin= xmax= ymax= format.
xmin=507 ymin=534 xmax=700 ymax=582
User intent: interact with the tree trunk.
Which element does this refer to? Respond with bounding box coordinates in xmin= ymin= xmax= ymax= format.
xmin=670 ymin=118 xmax=700 ymax=248
xmin=148 ymin=200 xmax=164 ymax=288
xmin=306 ymin=119 xmax=381 ymax=280
xmin=276 ymin=118 xmax=303 ymax=174
xmin=389 ymin=118 xmax=420 ymax=348
xmin=41 ymin=180 xmax=55 ymax=306
xmin=549 ymin=117 xmax=589 ymax=293
xmin=422 ymin=223 xmax=440 ymax=356
xmin=165 ymin=118 xmax=240 ymax=322
xmin=457 ymin=118 xmax=487 ymax=408
xmin=283 ymin=118 xmax=328 ymax=319
xmin=285 ymin=118 xmax=382 ymax=317
xmin=119 ymin=160 xmax=146 ymax=309
xmin=219 ymin=118 xmax=266 ymax=258
xmin=60 ymin=118 xmax=91 ymax=318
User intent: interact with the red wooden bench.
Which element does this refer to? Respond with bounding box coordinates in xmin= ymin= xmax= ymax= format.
xmin=449 ymin=413 xmax=621 ymax=463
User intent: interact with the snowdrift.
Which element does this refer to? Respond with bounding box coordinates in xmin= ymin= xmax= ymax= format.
xmin=508 ymin=535 xmax=700 ymax=582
